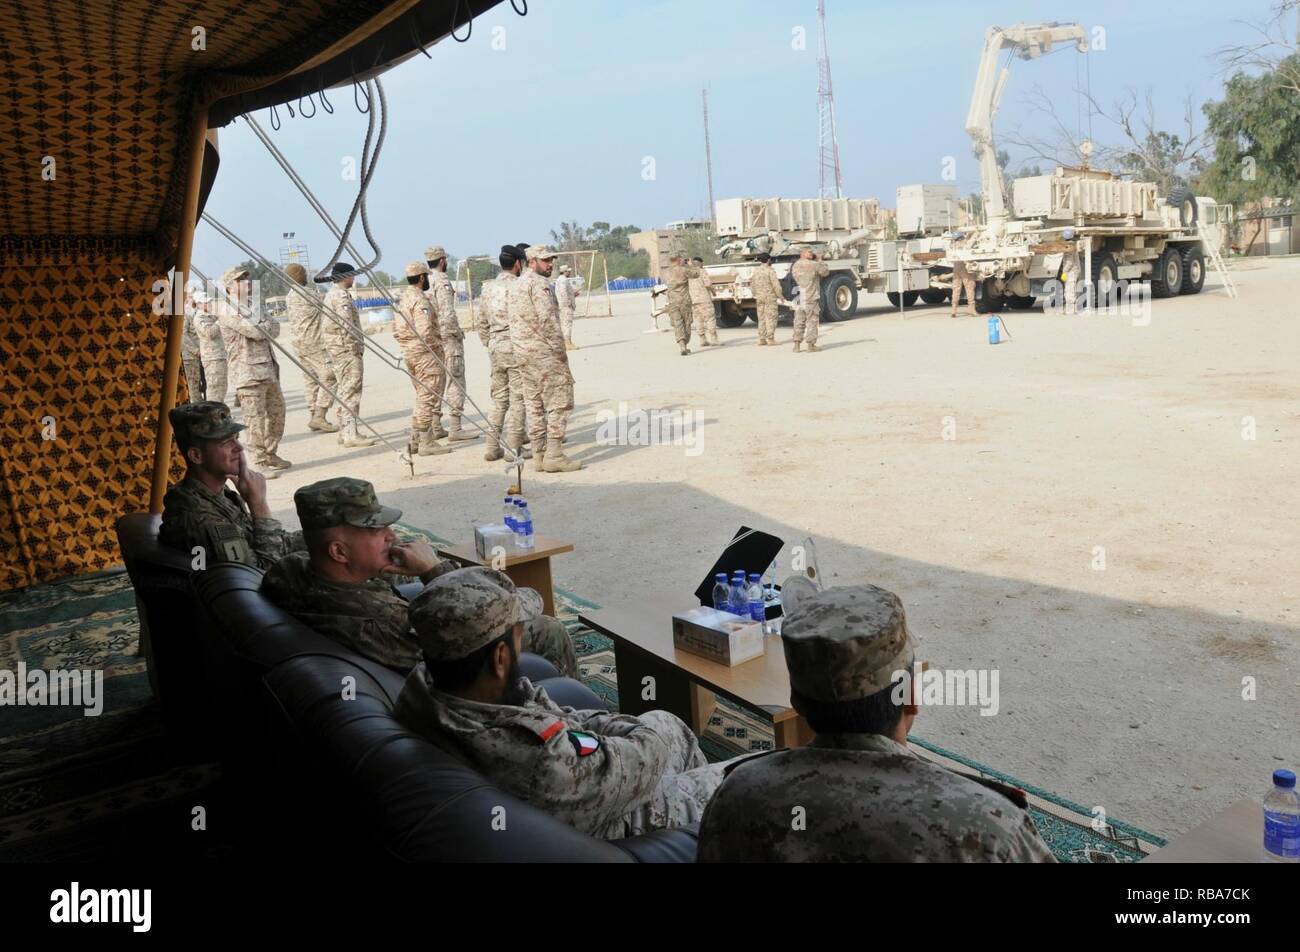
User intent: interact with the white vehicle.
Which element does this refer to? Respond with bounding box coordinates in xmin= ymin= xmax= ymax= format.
xmin=692 ymin=188 xmax=956 ymax=327
xmin=951 ymin=21 xmax=1234 ymax=311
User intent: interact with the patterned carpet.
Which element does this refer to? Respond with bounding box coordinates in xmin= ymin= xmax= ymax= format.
xmin=0 ymin=538 xmax=1165 ymax=862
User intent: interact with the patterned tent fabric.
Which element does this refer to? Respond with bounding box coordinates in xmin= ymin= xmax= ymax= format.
xmin=0 ymin=0 xmax=477 ymax=590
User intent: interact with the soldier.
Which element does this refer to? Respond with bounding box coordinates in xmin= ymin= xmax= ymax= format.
xmin=662 ymin=254 xmax=696 ymax=356
xmin=194 ymin=289 xmax=228 ymax=403
xmin=1061 ymin=248 xmax=1081 ymax=316
xmin=394 ymin=567 xmax=727 ymax=838
xmin=951 ymin=259 xmax=978 ymax=318
xmin=554 ymin=264 xmax=580 ymax=350
xmin=217 ymin=274 xmax=244 ymax=409
xmin=425 ymin=246 xmax=476 ymax=443
xmin=751 ymin=252 xmax=784 ymax=346
xmin=159 ymin=401 xmax=300 ymax=568
xmin=318 ymin=262 xmax=377 ymax=448
xmin=394 ymin=262 xmax=449 ymax=457
xmin=283 ymin=262 xmax=337 ymax=432
xmin=217 ymin=266 xmax=289 ymax=470
xmin=476 ymin=245 xmax=529 ymax=463
xmin=697 ymin=584 xmax=1058 ymax=863
xmin=509 ymin=245 xmax=582 ymax=473
xmin=181 ymin=287 xmax=204 ymax=401
xmin=789 ymin=248 xmax=829 ymax=353
xmin=687 ymin=256 xmax=719 ymax=347
xmin=262 ymin=480 xmax=577 ymax=676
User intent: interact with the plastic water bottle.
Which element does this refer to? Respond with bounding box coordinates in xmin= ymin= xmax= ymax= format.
xmin=987 ymin=315 xmax=1000 ymax=344
xmin=711 ymin=573 xmax=730 ymax=611
xmin=1263 ymin=769 xmax=1300 ymax=862
xmin=729 ymin=571 xmax=747 ymax=615
xmin=746 ymin=573 xmax=764 ymax=623
xmin=512 ymin=500 xmax=526 ymax=547
xmin=517 ymin=501 xmax=535 ymax=551
xmin=503 ymin=497 xmax=516 ymax=532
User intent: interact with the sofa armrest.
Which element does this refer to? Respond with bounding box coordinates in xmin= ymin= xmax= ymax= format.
xmin=610 ymin=825 xmax=699 ymax=863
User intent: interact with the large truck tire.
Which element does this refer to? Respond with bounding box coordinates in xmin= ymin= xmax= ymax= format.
xmin=975 ymin=277 xmax=1005 ymax=313
xmin=715 ymin=301 xmax=746 ymax=328
xmin=1150 ymin=246 xmax=1185 ymax=299
xmin=1167 ymin=187 xmax=1198 ymax=228
xmin=1089 ymin=253 xmax=1119 ymax=305
xmin=820 ymin=272 xmax=857 ymax=321
xmin=919 ymin=288 xmax=949 ymax=305
xmin=886 ymin=290 xmax=921 ymax=308
xmin=1179 ymin=245 xmax=1206 ymax=294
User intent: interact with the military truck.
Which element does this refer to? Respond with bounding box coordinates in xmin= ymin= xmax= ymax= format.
xmin=690 ymin=186 xmax=958 ymax=327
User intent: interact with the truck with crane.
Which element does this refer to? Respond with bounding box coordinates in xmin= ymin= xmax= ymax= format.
xmin=948 ymin=21 xmax=1234 ymax=312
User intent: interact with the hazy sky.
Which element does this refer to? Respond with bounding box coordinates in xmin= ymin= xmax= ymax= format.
xmin=193 ymin=0 xmax=1277 ymax=279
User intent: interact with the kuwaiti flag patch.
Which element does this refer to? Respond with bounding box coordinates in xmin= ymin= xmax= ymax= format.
xmin=568 ymin=730 xmax=600 ymax=756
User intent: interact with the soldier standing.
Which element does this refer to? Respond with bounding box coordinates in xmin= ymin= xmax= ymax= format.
xmin=476 ymin=245 xmax=529 ymax=462
xmin=509 ymin=245 xmax=581 ymax=473
xmin=217 ymin=266 xmax=289 ymax=471
xmin=697 ymin=585 xmax=1058 ymax=863
xmin=194 ymin=290 xmax=228 ymax=403
xmin=662 ymin=254 xmax=696 ymax=356
xmin=319 ymin=262 xmax=377 ymax=448
xmin=284 ymin=262 xmax=338 ymax=432
xmin=751 ymin=253 xmax=784 ymax=346
xmin=394 ymin=262 xmax=450 ymax=457
xmin=950 ymin=259 xmax=978 ymax=318
xmin=181 ymin=287 xmax=204 ymax=401
xmin=1061 ymin=248 xmax=1082 ymax=316
xmin=688 ymin=256 xmax=719 ymax=347
xmin=789 ymin=248 xmax=829 ymax=353
xmin=554 ymin=264 xmax=580 ymax=351
xmin=425 ymin=246 xmax=476 ymax=443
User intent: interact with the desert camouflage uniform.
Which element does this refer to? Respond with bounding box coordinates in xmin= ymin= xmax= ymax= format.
xmin=697 ymin=732 xmax=1057 ymax=862
xmin=285 ymin=283 xmax=336 ymax=414
xmin=394 ymin=285 xmax=447 ymax=435
xmin=195 ymin=309 xmax=228 ymax=403
xmin=426 ymin=270 xmax=465 ymax=433
xmin=476 ymin=271 xmax=526 ymax=449
xmin=395 ymin=671 xmax=723 ymax=838
xmin=790 ymin=257 xmax=829 ymax=345
xmin=509 ymin=269 xmax=573 ymax=455
xmin=322 ymin=285 xmax=365 ymax=432
xmin=1061 ymin=251 xmax=1081 ymax=316
xmin=662 ymin=262 xmax=697 ymax=348
xmin=159 ymin=475 xmax=299 ymax=571
xmin=554 ymin=274 xmax=577 ymax=344
xmin=951 ymin=259 xmax=978 ymax=317
xmin=181 ymin=303 xmax=204 ymax=401
xmin=687 ymin=270 xmax=718 ymax=345
xmin=217 ymin=297 xmax=284 ymax=463
xmin=751 ymin=262 xmax=784 ymax=344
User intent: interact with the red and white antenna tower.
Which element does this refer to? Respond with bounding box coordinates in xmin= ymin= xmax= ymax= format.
xmin=816 ymin=0 xmax=843 ymax=198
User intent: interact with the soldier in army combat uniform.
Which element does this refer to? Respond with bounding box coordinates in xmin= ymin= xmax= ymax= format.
xmin=319 ymin=262 xmax=377 ymax=448
xmin=554 ymin=264 xmax=580 ymax=351
xmin=789 ymin=248 xmax=829 ymax=352
xmin=216 ymin=266 xmax=289 ymax=470
xmin=697 ymin=584 xmax=1057 ymax=863
xmin=425 ymin=245 xmax=476 ymax=444
xmin=394 ymin=262 xmax=450 ymax=457
xmin=194 ymin=290 xmax=228 ymax=403
xmin=394 ymin=567 xmax=726 ymax=838
xmin=262 ymin=479 xmax=577 ymax=676
xmin=476 ymin=245 xmax=529 ymax=462
xmin=662 ymin=254 xmax=697 ymax=356
xmin=159 ymin=401 xmax=300 ymax=569
xmin=751 ymin=252 xmax=784 ymax=346
xmin=688 ymin=256 xmax=719 ymax=347
xmin=283 ymin=262 xmax=338 ymax=432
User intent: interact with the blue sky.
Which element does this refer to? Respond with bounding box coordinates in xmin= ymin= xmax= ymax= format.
xmin=194 ymin=0 xmax=1277 ymax=278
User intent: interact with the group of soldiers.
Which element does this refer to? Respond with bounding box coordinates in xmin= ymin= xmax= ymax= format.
xmin=659 ymin=248 xmax=831 ymax=354
xmin=179 ymin=242 xmax=587 ymax=477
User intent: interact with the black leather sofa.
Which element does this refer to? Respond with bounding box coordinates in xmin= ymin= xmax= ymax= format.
xmin=114 ymin=512 xmax=699 ymax=862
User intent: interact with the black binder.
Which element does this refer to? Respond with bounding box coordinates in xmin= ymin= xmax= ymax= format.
xmin=693 ymin=526 xmax=785 ymax=618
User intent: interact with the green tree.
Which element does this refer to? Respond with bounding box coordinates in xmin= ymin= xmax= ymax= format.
xmin=1199 ymin=53 xmax=1300 ymax=247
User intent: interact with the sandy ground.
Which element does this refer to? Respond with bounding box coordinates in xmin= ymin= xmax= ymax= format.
xmin=255 ymin=258 xmax=1300 ymax=839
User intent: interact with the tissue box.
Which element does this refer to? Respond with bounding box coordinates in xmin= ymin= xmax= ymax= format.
xmin=671 ymin=607 xmax=766 ymax=667
xmin=474 ymin=523 xmax=516 ymax=560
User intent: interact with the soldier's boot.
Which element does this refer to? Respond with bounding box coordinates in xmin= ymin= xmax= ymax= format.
xmin=679 ymin=343 xmax=690 ymax=356
xmin=805 ymin=342 xmax=820 ymax=353
xmin=430 ymin=420 xmax=449 ymax=439
xmin=511 ymin=443 xmax=533 ymax=460
xmin=265 ymin=452 xmax=293 ymax=469
xmin=308 ymin=407 xmax=339 ymax=432
xmin=446 ymin=417 xmax=478 ymax=442
xmin=530 ymin=440 xmax=548 ymax=471
xmin=541 ymin=450 xmax=583 ymax=473
xmin=339 ymin=421 xmax=378 ymax=448
xmin=708 ymin=333 xmax=720 ymax=346
xmin=417 ymin=429 xmax=450 ymax=456
xmin=793 ymin=341 xmax=802 ymax=352
xmin=484 ymin=427 xmax=505 ymax=462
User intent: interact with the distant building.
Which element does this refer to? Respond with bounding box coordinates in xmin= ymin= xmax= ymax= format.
xmin=1236 ymin=201 xmax=1296 ymax=256
xmin=665 ymin=218 xmax=712 ymax=232
xmin=629 ymin=230 xmax=675 ymax=279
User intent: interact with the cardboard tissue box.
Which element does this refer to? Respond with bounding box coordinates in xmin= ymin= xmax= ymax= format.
xmin=671 ymin=606 xmax=766 ymax=667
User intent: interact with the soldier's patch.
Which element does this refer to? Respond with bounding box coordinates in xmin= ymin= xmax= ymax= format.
xmin=568 ymin=730 xmax=600 ymax=756
xmin=536 ymin=720 xmax=565 ymax=743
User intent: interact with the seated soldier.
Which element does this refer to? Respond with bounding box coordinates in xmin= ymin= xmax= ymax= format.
xmin=697 ymin=584 xmax=1057 ymax=863
xmin=262 ymin=478 xmax=578 ymax=676
xmin=159 ymin=401 xmax=300 ymax=570
xmin=395 ymin=567 xmax=729 ymax=839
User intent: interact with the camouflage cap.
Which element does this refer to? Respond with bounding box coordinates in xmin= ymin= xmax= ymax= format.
xmin=405 ymin=261 xmax=429 ymax=278
xmin=293 ymin=477 xmax=402 ymax=531
xmin=221 ymin=265 xmax=250 ymax=285
xmin=781 ymin=585 xmax=914 ymax=702
xmin=169 ymin=400 xmax=245 ymax=444
xmin=424 ymin=245 xmax=447 ymax=262
xmin=408 ymin=566 xmax=543 ymax=661
xmin=284 ymin=263 xmax=307 ymax=284
xmin=525 ymin=245 xmax=559 ymax=261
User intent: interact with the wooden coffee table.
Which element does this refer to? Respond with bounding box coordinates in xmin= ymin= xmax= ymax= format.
xmin=579 ymin=600 xmax=813 ymax=748
xmin=439 ymin=536 xmax=573 ymax=617
xmin=1142 ymin=800 xmax=1264 ymax=863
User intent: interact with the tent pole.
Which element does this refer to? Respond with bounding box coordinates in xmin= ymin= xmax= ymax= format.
xmin=149 ymin=102 xmax=209 ymax=512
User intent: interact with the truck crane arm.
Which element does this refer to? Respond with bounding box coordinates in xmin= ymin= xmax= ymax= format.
xmin=965 ymin=22 xmax=1087 ymax=231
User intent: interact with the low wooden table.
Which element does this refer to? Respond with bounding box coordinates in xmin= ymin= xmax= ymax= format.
xmin=1143 ymin=800 xmax=1264 ymax=863
xmin=439 ymin=535 xmax=574 ymax=617
xmin=579 ymin=601 xmax=813 ymax=749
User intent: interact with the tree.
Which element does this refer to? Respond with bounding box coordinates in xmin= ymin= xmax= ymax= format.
xmin=357 ymin=269 xmax=395 ymax=289
xmin=1215 ymin=1 xmax=1300 ymax=98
